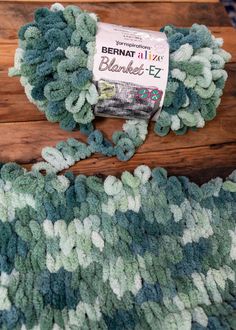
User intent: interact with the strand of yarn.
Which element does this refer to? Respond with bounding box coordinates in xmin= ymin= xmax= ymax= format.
xmin=9 ymin=3 xmax=231 ymax=162
xmin=31 ymin=119 xmax=147 ymax=174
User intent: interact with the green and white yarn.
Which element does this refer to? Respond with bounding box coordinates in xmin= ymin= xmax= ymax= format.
xmin=0 ymin=157 xmax=236 ymax=329
xmin=3 ymin=3 xmax=236 ymax=329
xmin=9 ymin=3 xmax=231 ymax=162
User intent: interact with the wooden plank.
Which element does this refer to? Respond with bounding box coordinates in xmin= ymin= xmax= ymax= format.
xmin=0 ymin=2 xmax=230 ymax=42
xmin=61 ymin=143 xmax=236 ymax=185
xmin=54 ymin=143 xmax=236 ymax=185
xmin=0 ymin=89 xmax=236 ymax=167
xmin=17 ymin=144 xmax=236 ymax=185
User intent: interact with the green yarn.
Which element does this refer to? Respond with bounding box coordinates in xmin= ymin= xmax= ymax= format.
xmin=0 ymin=156 xmax=236 ymax=329
xmin=3 ymin=5 xmax=235 ymax=328
xmin=9 ymin=3 xmax=231 ymax=162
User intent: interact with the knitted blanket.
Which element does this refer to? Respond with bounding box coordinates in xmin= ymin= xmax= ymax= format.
xmin=0 ymin=161 xmax=236 ymax=329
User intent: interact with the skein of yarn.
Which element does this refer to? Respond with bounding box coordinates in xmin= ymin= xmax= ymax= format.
xmin=9 ymin=3 xmax=231 ymax=161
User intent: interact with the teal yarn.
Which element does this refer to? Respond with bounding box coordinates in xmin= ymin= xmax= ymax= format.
xmin=0 ymin=156 xmax=236 ymax=329
xmin=9 ymin=3 xmax=231 ymax=161
xmin=5 ymin=8 xmax=235 ymax=327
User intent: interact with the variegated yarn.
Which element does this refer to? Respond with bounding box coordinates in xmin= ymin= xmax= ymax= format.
xmin=0 ymin=151 xmax=236 ymax=329
xmin=9 ymin=3 xmax=231 ymax=161
xmin=4 ymin=3 xmax=236 ymax=329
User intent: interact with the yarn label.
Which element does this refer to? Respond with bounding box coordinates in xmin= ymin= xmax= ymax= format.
xmin=92 ymin=22 xmax=169 ymax=121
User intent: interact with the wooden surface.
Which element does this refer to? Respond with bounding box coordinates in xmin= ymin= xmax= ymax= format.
xmin=0 ymin=1 xmax=236 ymax=184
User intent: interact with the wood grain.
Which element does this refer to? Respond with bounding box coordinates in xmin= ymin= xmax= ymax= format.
xmin=22 ymin=144 xmax=236 ymax=185
xmin=0 ymin=2 xmax=230 ymax=42
xmin=0 ymin=100 xmax=235 ymax=164
xmin=0 ymin=1 xmax=235 ymax=183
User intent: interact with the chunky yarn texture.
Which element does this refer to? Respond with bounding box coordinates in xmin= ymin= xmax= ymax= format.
xmin=4 ymin=4 xmax=236 ymax=329
xmin=9 ymin=3 xmax=231 ymax=161
xmin=0 ymin=158 xmax=236 ymax=329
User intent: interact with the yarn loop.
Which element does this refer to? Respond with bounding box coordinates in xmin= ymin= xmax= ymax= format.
xmin=9 ymin=4 xmax=231 ymax=162
xmin=3 ymin=8 xmax=235 ymax=328
xmin=0 ymin=159 xmax=235 ymax=329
